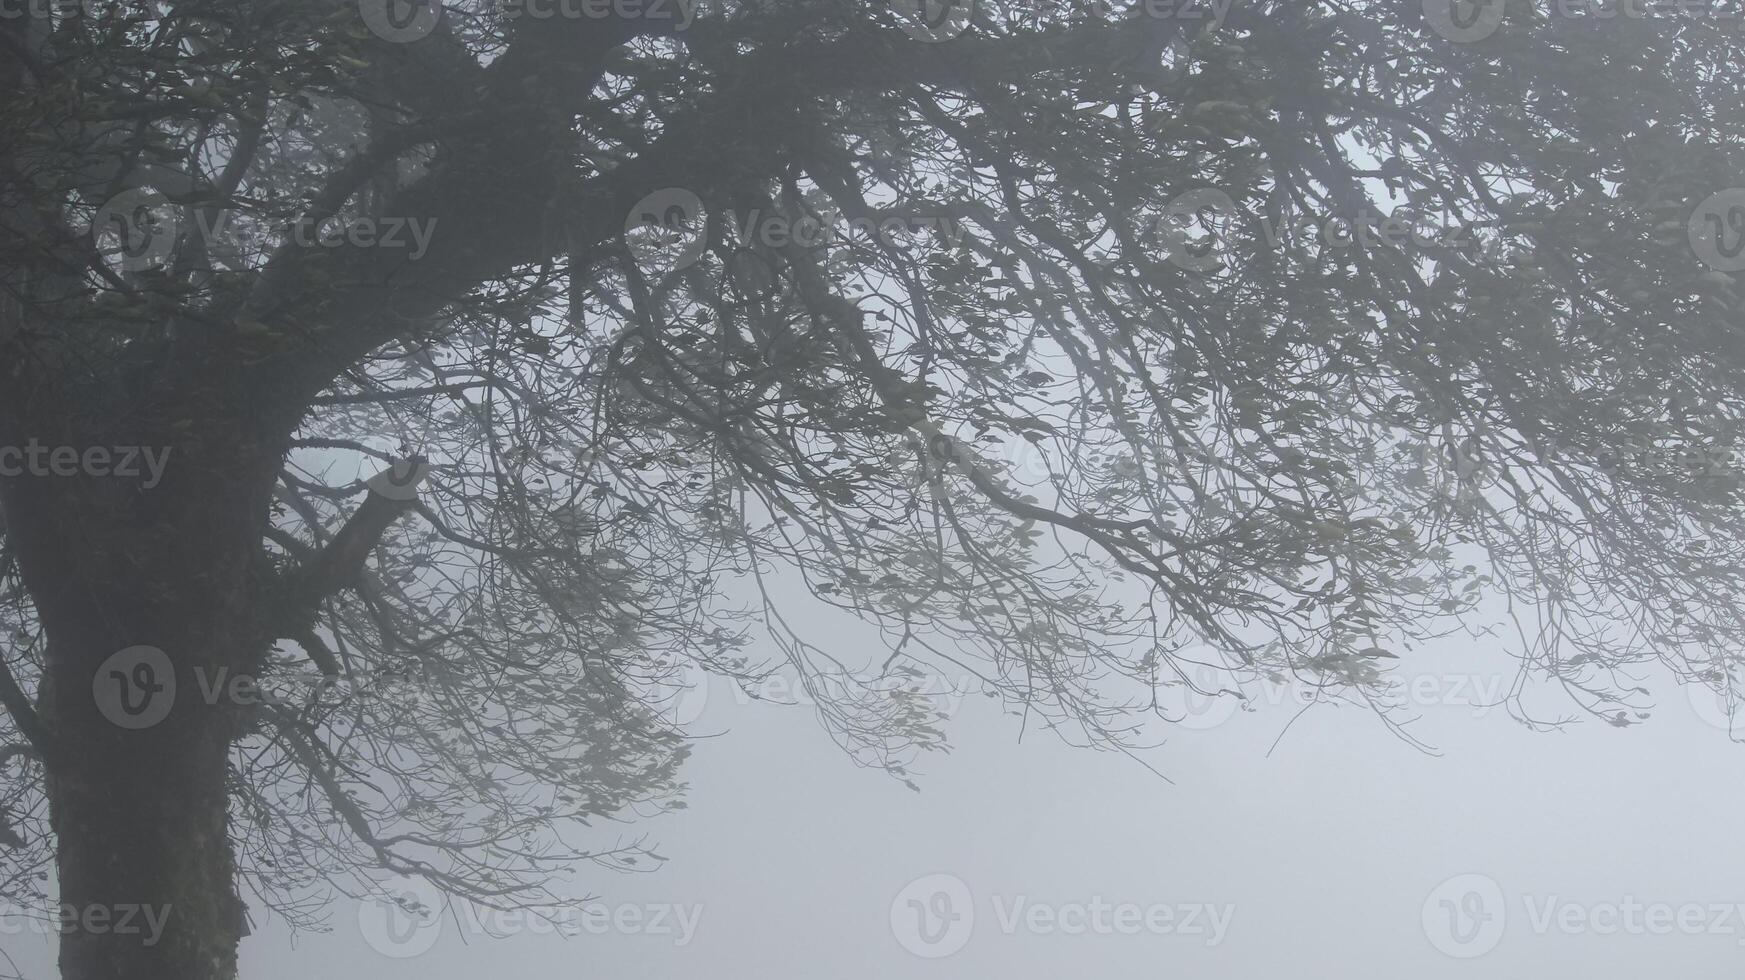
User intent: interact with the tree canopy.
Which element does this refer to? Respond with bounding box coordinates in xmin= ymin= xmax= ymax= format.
xmin=2 ymin=0 xmax=1744 ymax=973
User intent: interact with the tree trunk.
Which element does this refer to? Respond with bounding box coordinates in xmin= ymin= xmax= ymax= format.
xmin=27 ymin=539 xmax=266 ymax=980
xmin=46 ymin=711 xmax=244 ymax=980
xmin=0 ymin=404 xmax=284 ymax=980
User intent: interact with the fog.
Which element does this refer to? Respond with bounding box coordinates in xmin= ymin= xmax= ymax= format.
xmin=5 ymin=1 xmax=1745 ymax=978
xmin=16 ymin=610 xmax=1742 ymax=978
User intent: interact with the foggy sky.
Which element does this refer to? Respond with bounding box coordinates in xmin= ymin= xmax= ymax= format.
xmin=11 ymin=608 xmax=1740 ymax=978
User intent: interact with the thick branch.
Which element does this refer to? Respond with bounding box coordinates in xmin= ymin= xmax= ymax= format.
xmin=0 ymin=658 xmax=50 ymax=765
xmin=242 ymin=8 xmax=1190 ymax=414
xmin=273 ymin=470 xmax=424 ymax=640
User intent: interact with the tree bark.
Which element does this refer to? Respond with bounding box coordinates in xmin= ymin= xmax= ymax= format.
xmin=27 ymin=541 xmax=265 ymax=980
xmin=0 ymin=404 xmax=283 ymax=980
xmin=46 ymin=712 xmax=244 ymax=980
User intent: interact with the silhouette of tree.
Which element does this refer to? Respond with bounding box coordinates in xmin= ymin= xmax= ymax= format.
xmin=2 ymin=1 xmax=1743 ymax=976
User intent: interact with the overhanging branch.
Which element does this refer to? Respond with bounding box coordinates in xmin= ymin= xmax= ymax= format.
xmin=271 ymin=466 xmax=426 ymax=648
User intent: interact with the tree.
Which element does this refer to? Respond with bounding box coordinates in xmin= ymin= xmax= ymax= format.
xmin=2 ymin=0 xmax=1744 ymax=976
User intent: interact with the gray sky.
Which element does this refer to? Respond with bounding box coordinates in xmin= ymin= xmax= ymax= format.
xmin=12 ymin=614 xmax=1740 ymax=978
